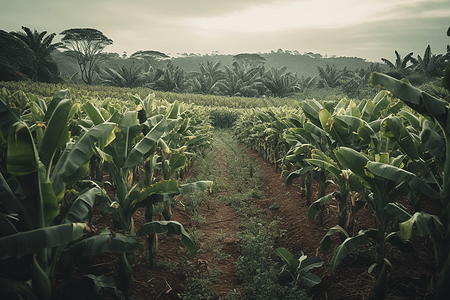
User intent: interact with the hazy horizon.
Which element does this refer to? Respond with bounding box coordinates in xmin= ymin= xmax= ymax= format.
xmin=2 ymin=0 xmax=449 ymax=62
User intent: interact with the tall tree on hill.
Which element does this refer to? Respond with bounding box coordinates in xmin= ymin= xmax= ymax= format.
xmin=233 ymin=53 xmax=266 ymax=70
xmin=60 ymin=28 xmax=113 ymax=85
xmin=130 ymin=50 xmax=170 ymax=69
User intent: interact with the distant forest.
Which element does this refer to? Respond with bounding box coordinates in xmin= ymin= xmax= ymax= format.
xmin=2 ymin=27 xmax=449 ymax=100
xmin=53 ymin=49 xmax=372 ymax=80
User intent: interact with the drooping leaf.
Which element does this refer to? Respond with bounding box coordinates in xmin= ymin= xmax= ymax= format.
xmin=58 ymin=231 xmax=142 ymax=267
xmin=136 ymin=221 xmax=197 ymax=256
xmin=0 ymin=223 xmax=86 ymax=260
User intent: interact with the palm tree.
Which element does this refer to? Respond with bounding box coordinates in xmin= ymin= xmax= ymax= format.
xmin=188 ymin=60 xmax=223 ymax=95
xmin=0 ymin=30 xmax=36 ymax=81
xmin=9 ymin=26 xmax=62 ymax=83
xmin=414 ymin=45 xmax=449 ymax=77
xmin=381 ymin=50 xmax=417 ymax=78
xmin=148 ymin=62 xmax=187 ymax=92
xmin=100 ymin=62 xmax=147 ymax=88
xmin=317 ymin=64 xmax=350 ymax=88
xmin=263 ymin=66 xmax=301 ymax=97
xmin=216 ymin=62 xmax=265 ymax=97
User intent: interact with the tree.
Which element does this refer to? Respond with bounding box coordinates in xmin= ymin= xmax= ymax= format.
xmin=0 ymin=30 xmax=35 ymax=81
xmin=414 ymin=45 xmax=449 ymax=78
xmin=188 ymin=60 xmax=223 ymax=95
xmin=59 ymin=28 xmax=113 ymax=85
xmin=99 ymin=62 xmax=147 ymax=88
xmin=317 ymin=64 xmax=350 ymax=88
xmin=233 ymin=53 xmax=266 ymax=69
xmin=381 ymin=50 xmax=417 ymax=79
xmin=9 ymin=26 xmax=62 ymax=83
xmin=148 ymin=62 xmax=187 ymax=92
xmin=130 ymin=50 xmax=170 ymax=69
xmin=216 ymin=62 xmax=265 ymax=97
xmin=263 ymin=66 xmax=301 ymax=97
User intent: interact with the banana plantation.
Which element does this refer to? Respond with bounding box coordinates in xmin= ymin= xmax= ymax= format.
xmin=1 ymin=41 xmax=450 ymax=299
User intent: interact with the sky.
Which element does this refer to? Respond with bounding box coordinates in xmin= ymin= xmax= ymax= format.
xmin=1 ymin=0 xmax=450 ymax=62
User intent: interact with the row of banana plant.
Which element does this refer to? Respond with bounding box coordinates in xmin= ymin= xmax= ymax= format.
xmin=0 ymin=87 xmax=213 ymax=299
xmin=234 ymin=69 xmax=450 ymax=299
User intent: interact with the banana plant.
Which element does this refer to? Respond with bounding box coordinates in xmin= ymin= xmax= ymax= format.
xmin=305 ymin=149 xmax=365 ymax=235
xmin=320 ymin=146 xmax=432 ymax=299
xmin=370 ymin=72 xmax=450 ymax=299
xmin=0 ymin=89 xmax=132 ymax=300
xmin=275 ymin=247 xmax=323 ymax=289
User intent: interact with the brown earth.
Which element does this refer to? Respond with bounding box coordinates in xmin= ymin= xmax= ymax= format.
xmin=5 ymin=141 xmax=434 ymax=299
xmin=86 ymin=142 xmax=434 ymax=300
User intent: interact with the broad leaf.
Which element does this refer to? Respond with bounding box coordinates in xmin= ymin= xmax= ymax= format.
xmin=0 ymin=223 xmax=86 ymax=260
xmin=136 ymin=221 xmax=197 ymax=256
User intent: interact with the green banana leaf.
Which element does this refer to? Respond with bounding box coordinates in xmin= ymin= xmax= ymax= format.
xmin=43 ymin=89 xmax=69 ymax=123
xmin=366 ymin=162 xmax=440 ymax=200
xmin=57 ymin=274 xmax=124 ymax=300
xmin=307 ymin=193 xmax=334 ymax=221
xmin=58 ymin=231 xmax=143 ymax=267
xmin=7 ymin=122 xmax=59 ymax=227
xmin=62 ymin=187 xmax=109 ymax=224
xmin=179 ymin=181 xmax=213 ymax=194
xmin=399 ymin=212 xmax=445 ymax=240
xmin=136 ymin=221 xmax=197 ymax=256
xmin=38 ymin=99 xmax=72 ymax=175
xmin=0 ymin=223 xmax=86 ymax=260
xmin=0 ymin=98 xmax=21 ymax=141
xmin=371 ymin=73 xmax=448 ymax=132
xmin=328 ymin=229 xmax=377 ymax=273
xmin=82 ymin=101 xmax=105 ymax=125
xmin=51 ymin=122 xmax=118 ymax=198
xmin=381 ymin=116 xmax=420 ymax=160
xmin=122 ymin=117 xmax=169 ymax=169
xmin=420 ymin=118 xmax=445 ymax=158
xmin=334 ymin=147 xmax=372 ymax=179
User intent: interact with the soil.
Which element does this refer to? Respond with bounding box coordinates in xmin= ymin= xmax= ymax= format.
xmin=2 ymin=138 xmax=436 ymax=300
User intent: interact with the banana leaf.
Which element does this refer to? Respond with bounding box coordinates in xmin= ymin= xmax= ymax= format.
xmin=0 ymin=98 xmax=21 ymax=141
xmin=51 ymin=122 xmax=118 ymax=198
xmin=122 ymin=117 xmax=169 ymax=169
xmin=399 ymin=212 xmax=445 ymax=240
xmin=82 ymin=101 xmax=105 ymax=125
xmin=0 ymin=223 xmax=86 ymax=260
xmin=366 ymin=162 xmax=440 ymax=200
xmin=328 ymin=229 xmax=377 ymax=273
xmin=43 ymin=89 xmax=69 ymax=123
xmin=136 ymin=221 xmax=196 ymax=256
xmin=62 ymin=187 xmax=109 ymax=224
xmin=58 ymin=231 xmax=143 ymax=267
xmin=307 ymin=192 xmax=334 ymax=221
xmin=38 ymin=99 xmax=72 ymax=175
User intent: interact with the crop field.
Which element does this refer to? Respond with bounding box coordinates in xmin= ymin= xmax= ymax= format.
xmin=1 ymin=72 xmax=450 ymax=300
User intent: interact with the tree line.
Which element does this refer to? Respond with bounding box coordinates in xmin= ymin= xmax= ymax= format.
xmin=1 ymin=27 xmax=449 ymax=99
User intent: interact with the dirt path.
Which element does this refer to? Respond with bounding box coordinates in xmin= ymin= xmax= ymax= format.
xmin=192 ymin=147 xmax=244 ymax=298
xmin=84 ymin=131 xmax=435 ymax=300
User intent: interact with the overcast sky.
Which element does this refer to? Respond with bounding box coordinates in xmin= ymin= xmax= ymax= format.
xmin=2 ymin=0 xmax=449 ymax=62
